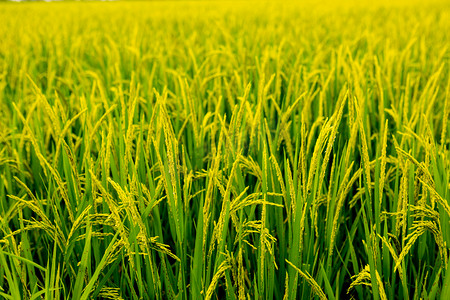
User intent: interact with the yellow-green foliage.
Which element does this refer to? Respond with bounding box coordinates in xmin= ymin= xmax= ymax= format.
xmin=0 ymin=1 xmax=449 ymax=299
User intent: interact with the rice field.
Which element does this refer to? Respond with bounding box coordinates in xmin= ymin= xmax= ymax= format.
xmin=0 ymin=0 xmax=449 ymax=299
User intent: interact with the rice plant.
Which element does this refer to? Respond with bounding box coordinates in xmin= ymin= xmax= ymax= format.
xmin=0 ymin=0 xmax=449 ymax=299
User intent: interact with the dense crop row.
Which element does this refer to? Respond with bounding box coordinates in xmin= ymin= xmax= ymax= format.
xmin=0 ymin=1 xmax=449 ymax=299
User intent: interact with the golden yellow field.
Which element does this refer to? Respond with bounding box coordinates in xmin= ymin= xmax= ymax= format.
xmin=0 ymin=0 xmax=449 ymax=299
